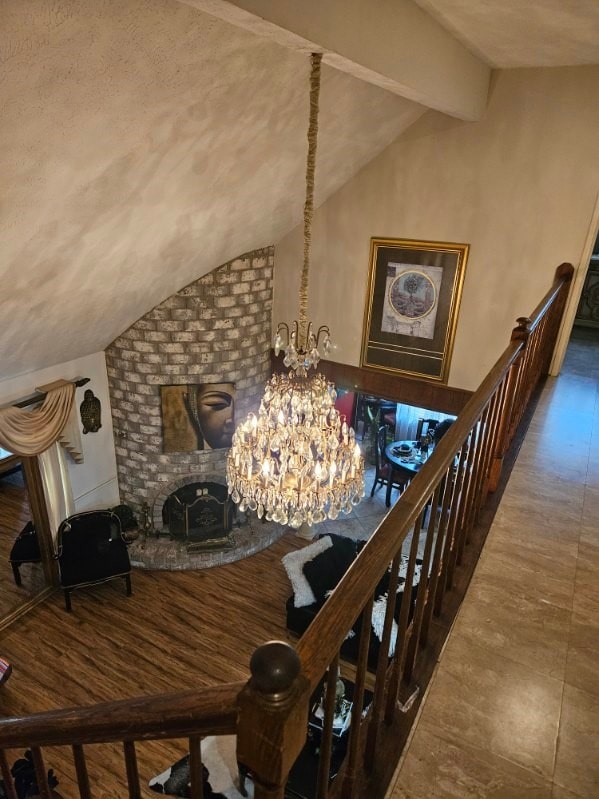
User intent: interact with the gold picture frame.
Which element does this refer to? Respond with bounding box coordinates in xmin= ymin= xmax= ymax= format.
xmin=360 ymin=237 xmax=469 ymax=383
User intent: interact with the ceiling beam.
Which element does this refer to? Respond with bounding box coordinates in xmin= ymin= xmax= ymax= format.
xmin=180 ymin=0 xmax=490 ymax=120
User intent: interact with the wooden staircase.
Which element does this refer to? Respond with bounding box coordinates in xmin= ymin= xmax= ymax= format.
xmin=0 ymin=265 xmax=573 ymax=799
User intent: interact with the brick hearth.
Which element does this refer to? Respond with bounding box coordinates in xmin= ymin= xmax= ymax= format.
xmin=127 ymin=516 xmax=285 ymax=570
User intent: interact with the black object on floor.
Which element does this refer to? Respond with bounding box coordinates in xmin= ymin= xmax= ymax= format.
xmin=9 ymin=522 xmax=41 ymax=586
xmin=0 ymin=749 xmax=60 ymax=799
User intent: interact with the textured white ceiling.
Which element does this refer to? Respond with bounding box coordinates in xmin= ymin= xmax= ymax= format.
xmin=0 ymin=0 xmax=424 ymax=380
xmin=4 ymin=0 xmax=599 ymax=382
xmin=413 ymin=0 xmax=599 ymax=67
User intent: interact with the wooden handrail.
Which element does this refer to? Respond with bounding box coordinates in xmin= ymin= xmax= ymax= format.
xmin=526 ymin=262 xmax=573 ymax=333
xmin=296 ymin=339 xmax=523 ymax=688
xmin=487 ymin=262 xmax=574 ymax=493
xmin=289 ymin=263 xmax=574 ymax=797
xmin=0 ymin=682 xmax=242 ymax=748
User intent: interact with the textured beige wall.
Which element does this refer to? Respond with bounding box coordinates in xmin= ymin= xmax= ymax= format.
xmin=0 ymin=0 xmax=423 ymax=380
xmin=274 ymin=66 xmax=599 ymax=390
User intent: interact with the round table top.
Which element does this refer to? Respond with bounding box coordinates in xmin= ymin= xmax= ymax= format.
xmin=384 ymin=439 xmax=431 ymax=475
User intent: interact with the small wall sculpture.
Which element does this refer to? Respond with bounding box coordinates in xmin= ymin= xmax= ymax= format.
xmin=80 ymin=389 xmax=102 ymax=434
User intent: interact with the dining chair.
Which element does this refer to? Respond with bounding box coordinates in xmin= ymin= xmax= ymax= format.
xmin=370 ymin=425 xmax=409 ymax=505
xmin=379 ymin=401 xmax=397 ymax=435
xmin=415 ymin=418 xmax=439 ymax=441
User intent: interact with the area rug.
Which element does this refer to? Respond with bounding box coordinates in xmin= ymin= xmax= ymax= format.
xmin=149 ymin=736 xmax=252 ymax=799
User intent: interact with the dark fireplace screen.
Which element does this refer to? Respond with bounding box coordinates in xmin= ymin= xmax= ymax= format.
xmin=162 ymin=482 xmax=233 ymax=549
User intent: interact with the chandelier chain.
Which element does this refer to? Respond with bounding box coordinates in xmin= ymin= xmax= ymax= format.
xmin=299 ymin=52 xmax=323 ymax=333
xmin=226 ymin=51 xmax=365 ymax=530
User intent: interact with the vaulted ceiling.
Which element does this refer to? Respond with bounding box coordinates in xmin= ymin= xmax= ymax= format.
xmin=413 ymin=0 xmax=599 ymax=68
xmin=2 ymin=0 xmax=599 ymax=381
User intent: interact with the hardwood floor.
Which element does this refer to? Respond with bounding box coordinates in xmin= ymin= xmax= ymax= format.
xmin=0 ymin=530 xmax=308 ymax=797
xmin=0 ymin=464 xmax=394 ymax=797
xmin=0 ymin=467 xmax=46 ymax=621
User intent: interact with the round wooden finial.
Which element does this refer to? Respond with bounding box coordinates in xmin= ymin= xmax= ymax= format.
xmin=512 ymin=316 xmax=532 ymax=342
xmin=249 ymin=641 xmax=301 ymax=699
xmin=555 ymin=262 xmax=574 ymax=282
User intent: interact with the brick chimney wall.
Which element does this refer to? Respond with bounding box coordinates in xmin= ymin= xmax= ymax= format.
xmin=105 ymin=247 xmax=273 ymax=517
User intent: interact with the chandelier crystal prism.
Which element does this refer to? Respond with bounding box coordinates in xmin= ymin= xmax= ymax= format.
xmin=226 ymin=53 xmax=365 ymax=530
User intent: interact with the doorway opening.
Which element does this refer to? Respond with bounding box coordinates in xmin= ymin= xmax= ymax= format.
xmin=561 ymin=228 xmax=599 ymax=376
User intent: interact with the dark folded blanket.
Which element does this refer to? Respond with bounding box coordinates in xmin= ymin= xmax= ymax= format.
xmin=149 ymin=755 xmax=226 ymax=798
xmin=0 ymin=750 xmax=60 ymax=799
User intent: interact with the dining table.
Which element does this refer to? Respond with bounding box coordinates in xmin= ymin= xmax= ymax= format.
xmin=383 ymin=439 xmax=431 ymax=507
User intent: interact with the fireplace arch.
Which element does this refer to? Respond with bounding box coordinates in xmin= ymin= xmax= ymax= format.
xmin=152 ymin=473 xmax=228 ymax=536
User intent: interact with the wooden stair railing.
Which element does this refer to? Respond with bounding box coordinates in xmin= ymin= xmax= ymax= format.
xmin=0 ymin=684 xmax=242 ymax=799
xmin=0 ymin=264 xmax=574 ymax=799
xmin=239 ymin=263 xmax=574 ymax=799
xmin=488 ymin=262 xmax=574 ymax=491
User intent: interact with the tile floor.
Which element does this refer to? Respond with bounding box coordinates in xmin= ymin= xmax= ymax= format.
xmin=387 ymin=326 xmax=599 ymax=799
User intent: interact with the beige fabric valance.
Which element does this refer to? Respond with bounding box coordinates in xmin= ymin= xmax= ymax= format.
xmin=0 ymin=382 xmax=75 ymax=456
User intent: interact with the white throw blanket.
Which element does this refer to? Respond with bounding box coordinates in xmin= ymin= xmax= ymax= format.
xmin=370 ymin=557 xmax=423 ymax=657
xmin=150 ymin=735 xmax=252 ymax=798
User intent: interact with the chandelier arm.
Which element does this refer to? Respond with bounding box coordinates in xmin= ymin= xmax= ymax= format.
xmin=314 ymin=325 xmax=330 ymax=348
xmin=299 ymin=52 xmax=323 ymax=338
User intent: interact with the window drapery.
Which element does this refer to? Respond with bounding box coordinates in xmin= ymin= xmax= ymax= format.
xmin=0 ymin=382 xmax=75 ymax=456
xmin=38 ymin=442 xmax=75 ymax=548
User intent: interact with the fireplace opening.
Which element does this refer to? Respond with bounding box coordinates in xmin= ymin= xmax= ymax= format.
xmin=162 ymin=481 xmax=233 ymax=552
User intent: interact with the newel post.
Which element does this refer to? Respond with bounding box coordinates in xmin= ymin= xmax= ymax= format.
xmin=237 ymin=641 xmax=310 ymax=799
xmin=488 ymin=317 xmax=531 ymax=492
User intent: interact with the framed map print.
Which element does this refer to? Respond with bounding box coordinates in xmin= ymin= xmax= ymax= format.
xmin=360 ymin=238 xmax=469 ymax=382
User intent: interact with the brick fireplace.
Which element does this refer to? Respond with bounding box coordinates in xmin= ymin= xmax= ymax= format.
xmin=105 ymin=247 xmax=274 ymax=518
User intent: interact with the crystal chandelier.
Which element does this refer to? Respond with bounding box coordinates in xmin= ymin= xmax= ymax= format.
xmin=226 ymin=53 xmax=365 ymax=530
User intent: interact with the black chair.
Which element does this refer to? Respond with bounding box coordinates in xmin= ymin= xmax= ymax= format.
xmin=433 ymin=418 xmax=455 ymax=445
xmin=370 ymin=425 xmax=409 ymax=506
xmin=379 ymin=401 xmax=397 ymax=434
xmin=415 ymin=418 xmax=439 ymax=441
xmin=9 ymin=521 xmax=41 ymax=586
xmin=56 ymin=510 xmax=132 ymax=611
